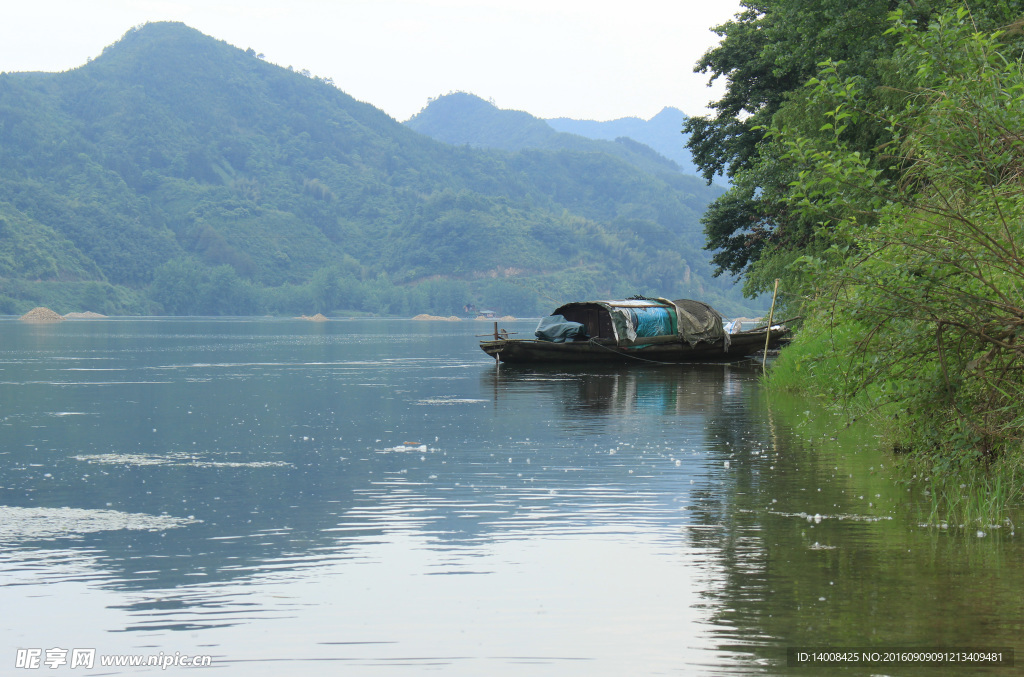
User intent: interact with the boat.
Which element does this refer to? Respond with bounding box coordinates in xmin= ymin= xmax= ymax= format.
xmin=479 ymin=297 xmax=790 ymax=364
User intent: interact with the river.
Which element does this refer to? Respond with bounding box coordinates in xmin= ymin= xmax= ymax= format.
xmin=1 ymin=318 xmax=1021 ymax=675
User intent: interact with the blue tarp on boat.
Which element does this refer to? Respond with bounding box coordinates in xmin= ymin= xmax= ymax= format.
xmin=630 ymin=306 xmax=674 ymax=338
xmin=535 ymin=315 xmax=587 ymax=343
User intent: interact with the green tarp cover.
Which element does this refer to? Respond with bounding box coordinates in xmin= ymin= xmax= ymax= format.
xmin=670 ymin=298 xmax=729 ymax=349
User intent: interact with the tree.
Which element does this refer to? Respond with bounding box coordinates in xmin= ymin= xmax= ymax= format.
xmin=683 ymin=0 xmax=1016 ymax=300
xmin=769 ymin=8 xmax=1024 ymax=464
xmin=150 ymin=258 xmax=205 ymax=314
xmin=198 ymin=265 xmax=259 ymax=315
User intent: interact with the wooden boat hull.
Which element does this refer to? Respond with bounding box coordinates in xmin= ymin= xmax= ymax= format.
xmin=480 ymin=327 xmax=790 ymax=364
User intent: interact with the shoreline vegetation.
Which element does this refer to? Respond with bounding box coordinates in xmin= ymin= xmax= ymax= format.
xmin=768 ymin=331 xmax=1022 ymax=532
xmin=686 ymin=2 xmax=1024 ymax=527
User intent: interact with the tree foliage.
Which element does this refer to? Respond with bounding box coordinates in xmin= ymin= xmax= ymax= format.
xmin=768 ymin=8 xmax=1024 ymax=464
xmin=684 ymin=0 xmax=1019 ymax=301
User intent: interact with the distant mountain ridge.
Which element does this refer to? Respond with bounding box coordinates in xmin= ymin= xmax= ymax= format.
xmin=547 ymin=107 xmax=699 ymax=176
xmin=0 ymin=22 xmax=750 ymax=318
xmin=405 ymin=93 xmax=681 ymax=177
xmin=406 ymin=94 xmax=699 ymax=177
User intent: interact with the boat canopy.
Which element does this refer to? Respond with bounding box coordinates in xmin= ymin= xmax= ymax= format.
xmin=551 ymin=297 xmax=728 ymax=348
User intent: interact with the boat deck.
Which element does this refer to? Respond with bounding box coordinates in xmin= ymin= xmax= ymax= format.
xmin=480 ymin=327 xmax=790 ymax=364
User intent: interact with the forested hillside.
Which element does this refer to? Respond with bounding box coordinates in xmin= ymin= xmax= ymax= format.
xmin=0 ymin=22 xmax=744 ymax=317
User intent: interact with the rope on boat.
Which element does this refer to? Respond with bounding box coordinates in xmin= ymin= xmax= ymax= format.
xmin=586 ymin=338 xmax=680 ymax=365
xmin=586 ymin=328 xmax=787 ymax=367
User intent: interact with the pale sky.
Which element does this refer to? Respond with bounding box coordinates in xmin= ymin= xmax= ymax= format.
xmin=1 ymin=0 xmax=742 ymax=122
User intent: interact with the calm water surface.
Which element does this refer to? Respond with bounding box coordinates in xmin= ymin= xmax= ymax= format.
xmin=1 ymin=318 xmax=1021 ymax=675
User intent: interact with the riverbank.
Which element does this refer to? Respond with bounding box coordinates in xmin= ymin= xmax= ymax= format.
xmin=765 ymin=318 xmax=1024 ymax=530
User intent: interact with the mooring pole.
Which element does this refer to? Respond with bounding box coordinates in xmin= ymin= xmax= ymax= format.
xmin=762 ymin=278 xmax=780 ymax=373
xmin=494 ymin=321 xmax=500 ymax=365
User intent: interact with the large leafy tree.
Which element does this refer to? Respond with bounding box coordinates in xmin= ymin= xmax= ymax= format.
xmin=769 ymin=8 xmax=1024 ymax=463
xmin=684 ymin=0 xmax=1018 ymax=299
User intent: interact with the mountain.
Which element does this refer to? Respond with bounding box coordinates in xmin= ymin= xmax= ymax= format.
xmin=406 ymin=94 xmax=701 ymax=177
xmin=547 ymin=107 xmax=700 ymax=176
xmin=405 ymin=92 xmax=682 ymax=176
xmin=0 ymin=22 xmax=750 ymax=318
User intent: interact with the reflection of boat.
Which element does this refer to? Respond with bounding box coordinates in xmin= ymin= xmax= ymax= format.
xmin=481 ymin=361 xmax=758 ymax=416
xmin=480 ymin=297 xmax=790 ymax=364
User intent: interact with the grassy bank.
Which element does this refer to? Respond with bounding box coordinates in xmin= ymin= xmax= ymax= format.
xmin=919 ymin=469 xmax=1020 ymax=533
xmin=766 ymin=318 xmax=1023 ymax=529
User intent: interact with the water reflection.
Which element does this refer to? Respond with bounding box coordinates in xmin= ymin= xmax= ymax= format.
xmin=482 ymin=361 xmax=754 ymax=418
xmin=680 ymin=395 xmax=1024 ymax=675
xmin=1 ymin=319 xmax=1022 ymax=675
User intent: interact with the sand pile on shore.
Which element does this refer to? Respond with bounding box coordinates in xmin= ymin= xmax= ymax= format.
xmin=412 ymin=314 xmax=461 ymax=321
xmin=64 ymin=311 xmax=107 ymax=319
xmin=297 ymin=313 xmax=329 ymax=321
xmin=19 ymin=307 xmax=64 ymax=322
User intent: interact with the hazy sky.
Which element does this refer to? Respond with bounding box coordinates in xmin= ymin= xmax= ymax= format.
xmin=1 ymin=0 xmax=742 ymax=122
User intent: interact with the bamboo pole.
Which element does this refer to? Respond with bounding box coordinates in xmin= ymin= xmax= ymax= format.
xmin=762 ymin=279 xmax=780 ymax=372
xmin=493 ymin=321 xmax=500 ymax=365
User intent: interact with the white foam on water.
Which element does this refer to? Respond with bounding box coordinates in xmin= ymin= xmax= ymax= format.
xmin=415 ymin=397 xmax=488 ymax=405
xmin=72 ymin=452 xmax=293 ymax=469
xmin=0 ymin=506 xmax=200 ymax=543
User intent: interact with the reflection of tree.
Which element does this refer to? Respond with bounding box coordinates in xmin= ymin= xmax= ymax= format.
xmin=682 ymin=395 xmax=1024 ymax=671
